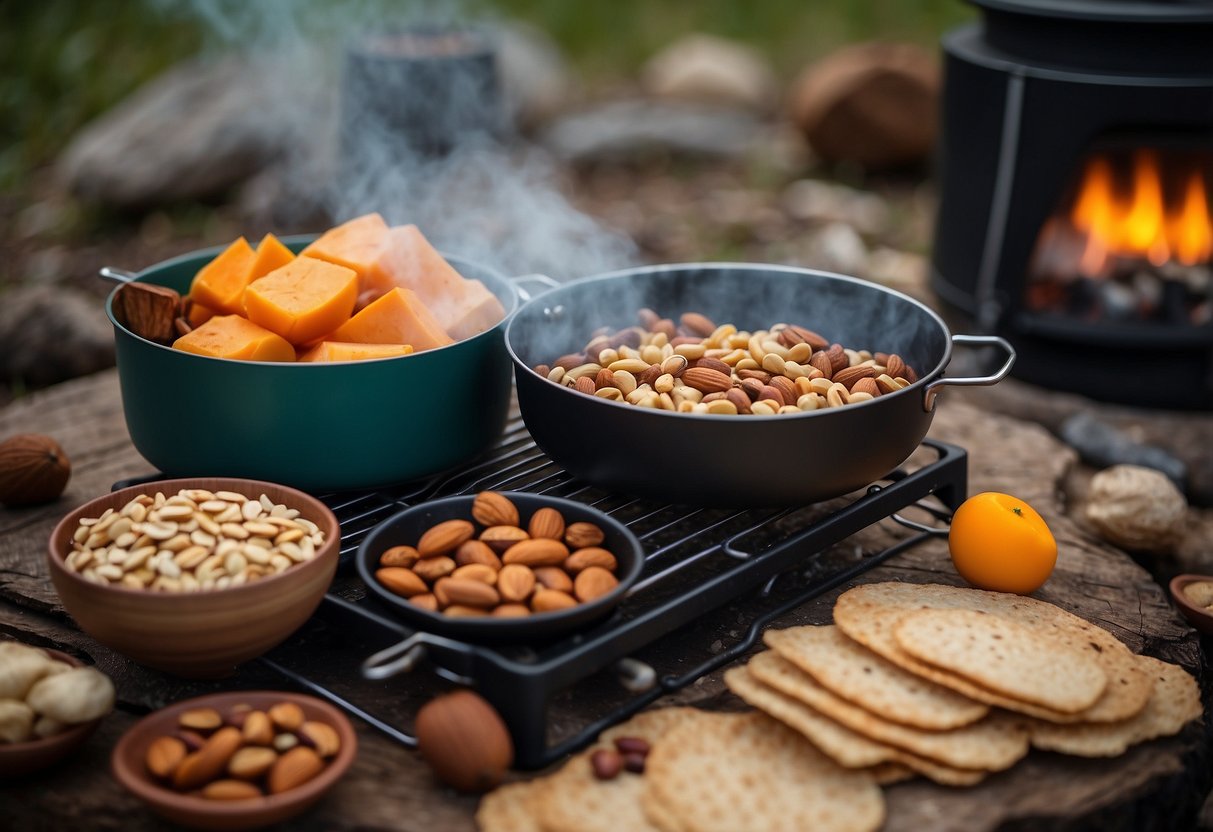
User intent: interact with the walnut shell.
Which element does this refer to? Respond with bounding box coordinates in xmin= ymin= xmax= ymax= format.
xmin=0 ymin=434 xmax=71 ymax=507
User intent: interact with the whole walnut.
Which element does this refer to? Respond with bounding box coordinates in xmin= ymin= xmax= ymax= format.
xmin=1083 ymin=465 xmax=1187 ymax=555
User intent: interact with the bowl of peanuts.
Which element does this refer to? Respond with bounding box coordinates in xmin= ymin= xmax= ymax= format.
xmin=110 ymin=690 xmax=356 ymax=830
xmin=47 ymin=478 xmax=339 ymax=678
xmin=356 ymin=491 xmax=644 ymax=640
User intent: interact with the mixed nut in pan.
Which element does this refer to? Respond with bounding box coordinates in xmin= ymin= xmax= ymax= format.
xmin=533 ymin=309 xmax=920 ymax=416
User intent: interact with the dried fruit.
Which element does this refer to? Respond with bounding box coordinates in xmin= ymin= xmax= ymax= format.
xmin=415 ymin=690 xmax=513 ymax=792
xmin=0 ymin=434 xmax=71 ymax=507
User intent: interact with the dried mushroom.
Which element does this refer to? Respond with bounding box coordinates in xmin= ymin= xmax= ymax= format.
xmin=0 ymin=699 xmax=35 ymax=744
xmin=26 ymin=667 xmax=115 ymax=725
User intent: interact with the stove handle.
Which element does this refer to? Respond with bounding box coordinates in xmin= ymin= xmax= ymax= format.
xmin=924 ymin=334 xmax=1016 ymax=412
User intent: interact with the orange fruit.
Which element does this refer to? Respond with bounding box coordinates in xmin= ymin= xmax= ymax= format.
xmin=948 ymin=492 xmax=1057 ymax=594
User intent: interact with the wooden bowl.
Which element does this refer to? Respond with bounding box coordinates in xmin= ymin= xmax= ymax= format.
xmin=47 ymin=478 xmax=339 ymax=679
xmin=0 ymin=648 xmax=107 ymax=778
xmin=1169 ymin=574 xmax=1213 ymax=636
xmin=111 ymin=690 xmax=357 ymax=831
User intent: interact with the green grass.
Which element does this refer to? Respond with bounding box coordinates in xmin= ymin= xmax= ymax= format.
xmin=0 ymin=0 xmax=973 ymax=191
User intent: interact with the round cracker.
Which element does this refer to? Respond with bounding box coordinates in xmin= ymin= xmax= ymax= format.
xmin=892 ymin=608 xmax=1108 ymax=713
xmin=538 ymin=752 xmax=663 ymax=832
xmin=726 ymin=663 xmax=987 ymax=787
xmin=746 ymin=651 xmax=1029 ymax=771
xmin=764 ymin=625 xmax=989 ymax=730
xmin=477 ymin=780 xmax=546 ymax=832
xmin=643 ymin=712 xmax=885 ymax=832
xmin=1028 ymin=655 xmax=1203 ymax=757
xmin=833 ymin=582 xmax=1153 ymax=723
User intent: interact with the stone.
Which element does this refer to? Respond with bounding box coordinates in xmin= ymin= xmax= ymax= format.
xmin=805 ymin=222 xmax=869 ymax=276
xmin=1083 ymin=465 xmax=1188 ymax=555
xmin=540 ymin=99 xmax=768 ymax=164
xmin=496 ymin=22 xmax=575 ymax=131
xmin=57 ymin=57 xmax=283 ymax=209
xmin=0 ymin=286 xmax=115 ymax=388
xmin=1059 ymin=411 xmax=1187 ymax=489
xmin=782 ymin=179 xmax=890 ymax=235
xmin=641 ymin=34 xmax=779 ymax=114
xmin=789 ymin=42 xmax=940 ymax=171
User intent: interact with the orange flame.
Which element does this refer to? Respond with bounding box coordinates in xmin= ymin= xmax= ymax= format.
xmin=1069 ymin=150 xmax=1212 ymax=275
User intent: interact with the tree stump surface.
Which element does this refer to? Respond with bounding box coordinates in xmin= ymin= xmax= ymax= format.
xmin=0 ymin=369 xmax=1207 ymax=831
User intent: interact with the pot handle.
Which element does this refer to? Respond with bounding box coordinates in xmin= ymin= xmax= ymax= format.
xmin=98 ymin=266 xmax=139 ymax=284
xmin=360 ymin=631 xmax=476 ymax=682
xmin=923 ymin=334 xmax=1016 ymax=412
xmin=510 ymin=273 xmax=560 ymax=302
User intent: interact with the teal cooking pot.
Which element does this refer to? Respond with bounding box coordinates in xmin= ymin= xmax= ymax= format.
xmin=104 ymin=237 xmax=525 ymax=492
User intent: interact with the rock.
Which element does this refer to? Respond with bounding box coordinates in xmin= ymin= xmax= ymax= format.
xmin=805 ymin=222 xmax=869 ymax=276
xmin=641 ymin=34 xmax=779 ymax=114
xmin=789 ymin=42 xmax=939 ymax=171
xmin=1083 ymin=465 xmax=1188 ymax=555
xmin=0 ymin=286 xmax=115 ymax=388
xmin=496 ymin=22 xmax=574 ymax=131
xmin=1060 ymin=411 xmax=1188 ymax=490
xmin=865 ymin=247 xmax=929 ymax=298
xmin=540 ymin=99 xmax=768 ymax=164
xmin=57 ymin=57 xmax=284 ymax=209
xmin=781 ymin=179 xmax=889 ymax=235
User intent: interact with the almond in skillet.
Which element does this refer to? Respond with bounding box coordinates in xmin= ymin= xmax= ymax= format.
xmin=528 ymin=507 xmax=566 ymax=541
xmin=480 ymin=525 xmax=530 ymax=553
xmin=418 ymin=520 xmax=476 ymax=557
xmin=497 ymin=564 xmax=536 ymax=603
xmin=574 ymin=566 xmax=619 ymax=603
xmin=564 ymin=522 xmax=605 ymax=549
xmin=502 ymin=538 xmax=569 ymax=568
xmin=472 ymin=492 xmax=519 ymax=528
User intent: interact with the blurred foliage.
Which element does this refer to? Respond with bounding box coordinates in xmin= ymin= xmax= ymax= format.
xmin=0 ymin=0 xmax=972 ymax=191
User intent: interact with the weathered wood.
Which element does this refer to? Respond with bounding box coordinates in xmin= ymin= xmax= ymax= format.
xmin=0 ymin=369 xmax=1208 ymax=831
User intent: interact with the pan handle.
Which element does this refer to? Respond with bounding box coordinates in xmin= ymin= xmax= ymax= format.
xmin=923 ymin=334 xmax=1016 ymax=412
xmin=99 ymin=266 xmax=139 ymax=284
xmin=511 ymin=273 xmax=560 ymax=302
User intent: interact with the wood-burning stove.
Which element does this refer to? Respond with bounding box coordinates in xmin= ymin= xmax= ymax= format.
xmin=931 ymin=0 xmax=1213 ymax=409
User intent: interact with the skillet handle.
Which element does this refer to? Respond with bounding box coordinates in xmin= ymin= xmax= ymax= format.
xmin=511 ymin=273 xmax=560 ymax=301
xmin=361 ymin=635 xmax=429 ymax=681
xmin=923 ymin=334 xmax=1016 ymax=412
xmin=99 ymin=266 xmax=139 ymax=284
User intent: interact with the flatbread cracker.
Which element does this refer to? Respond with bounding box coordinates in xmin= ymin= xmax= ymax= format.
xmin=747 ymin=651 xmax=1029 ymax=771
xmin=477 ymin=780 xmax=546 ymax=832
xmin=726 ymin=663 xmax=986 ymax=787
xmin=1028 ymin=655 xmax=1203 ymax=757
xmin=643 ymin=711 xmax=885 ymax=832
xmin=764 ymin=625 xmax=989 ymax=730
xmin=833 ymin=582 xmax=1153 ymax=723
xmin=538 ymin=752 xmax=662 ymax=832
xmin=892 ymin=608 xmax=1107 ymax=713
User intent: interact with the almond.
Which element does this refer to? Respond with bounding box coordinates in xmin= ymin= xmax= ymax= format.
xmin=145 ymin=735 xmax=187 ymax=780
xmin=636 ymin=365 xmax=663 ymax=387
xmin=725 ymin=388 xmax=752 ymax=414
xmin=501 ymin=538 xmax=569 ymax=568
xmin=417 ymin=519 xmax=476 ymax=557
xmin=241 ymin=711 xmax=274 ymax=746
xmin=451 ymin=563 xmax=497 ymax=585
xmin=379 ymin=545 xmax=420 ymax=568
xmin=769 ymin=375 xmax=797 ymax=404
xmin=228 ymin=746 xmax=277 ymax=779
xmin=778 ymin=325 xmax=829 ymax=351
xmin=574 ymin=566 xmax=619 ymax=602
xmin=736 ymin=368 xmax=772 ymax=384
xmin=826 ymin=343 xmax=848 ymax=373
xmin=759 ymin=385 xmax=784 ymax=406
xmin=808 ymin=351 xmax=833 ymax=379
xmin=203 ymin=779 xmax=263 ymax=801
xmin=531 ymin=588 xmax=578 ymax=613
xmin=268 ymin=746 xmax=325 ymax=795
xmin=832 ymin=365 xmax=875 ymax=389
xmin=533 ymin=566 xmax=574 ymax=593
xmin=178 ymin=707 xmax=223 ymax=732
xmin=491 ymin=604 xmax=531 ymax=618
xmin=564 ymin=547 xmax=617 ymax=573
xmin=455 ymin=539 xmax=502 ymax=569
xmin=884 ymin=354 xmax=907 ymax=380
xmin=173 ymin=727 xmax=243 ymax=790
xmin=851 ymin=377 xmax=881 ymax=397
xmin=681 ymin=366 xmax=732 ymax=394
xmin=690 ymin=356 xmax=732 ymax=376
xmin=739 ymin=378 xmax=765 ymax=400
xmin=435 ymin=577 xmax=500 ymax=609
xmin=376 ymin=566 xmax=428 ymax=597
xmin=410 ymin=593 xmax=439 ymax=611
xmin=480 ymin=525 xmax=530 ymax=553
xmin=298 ymin=720 xmax=342 ymax=757
xmin=594 ymin=368 xmax=617 ymax=389
xmin=573 ymin=376 xmax=596 ymax=395
xmin=564 ymin=522 xmax=605 ymax=549
xmin=412 ymin=556 xmax=457 ymax=583
xmin=528 ymin=506 xmax=566 ymax=541
xmin=679 ymin=312 xmax=716 ymax=337
xmin=268 ymin=702 xmax=305 ymax=733
xmin=497 ymin=564 xmax=536 ymax=603
xmin=444 ymin=605 xmax=489 ymax=617
xmin=874 ymin=373 xmax=901 ymax=394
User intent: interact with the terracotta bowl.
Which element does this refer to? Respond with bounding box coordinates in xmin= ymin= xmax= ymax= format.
xmin=112 ymin=690 xmax=357 ymax=831
xmin=47 ymin=478 xmax=339 ymax=679
xmin=1169 ymin=574 xmax=1213 ymax=636
xmin=0 ymin=648 xmax=106 ymax=778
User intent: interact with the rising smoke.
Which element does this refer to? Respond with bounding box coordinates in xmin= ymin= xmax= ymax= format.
xmin=147 ymin=0 xmax=638 ymax=280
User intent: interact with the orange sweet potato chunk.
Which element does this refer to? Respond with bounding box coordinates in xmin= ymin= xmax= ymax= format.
xmin=250 ymin=232 xmax=296 ymax=280
xmin=327 ymin=287 xmax=454 ymax=352
xmin=188 ymin=237 xmax=257 ymax=315
xmin=186 ymin=301 xmax=216 ymax=328
xmin=298 ymin=341 xmax=415 ymax=362
xmin=242 ymin=256 xmax=359 ymax=346
xmin=300 ymin=212 xmax=391 ymax=298
xmin=370 ymin=224 xmax=505 ymax=340
xmin=173 ymin=315 xmax=295 ymax=362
